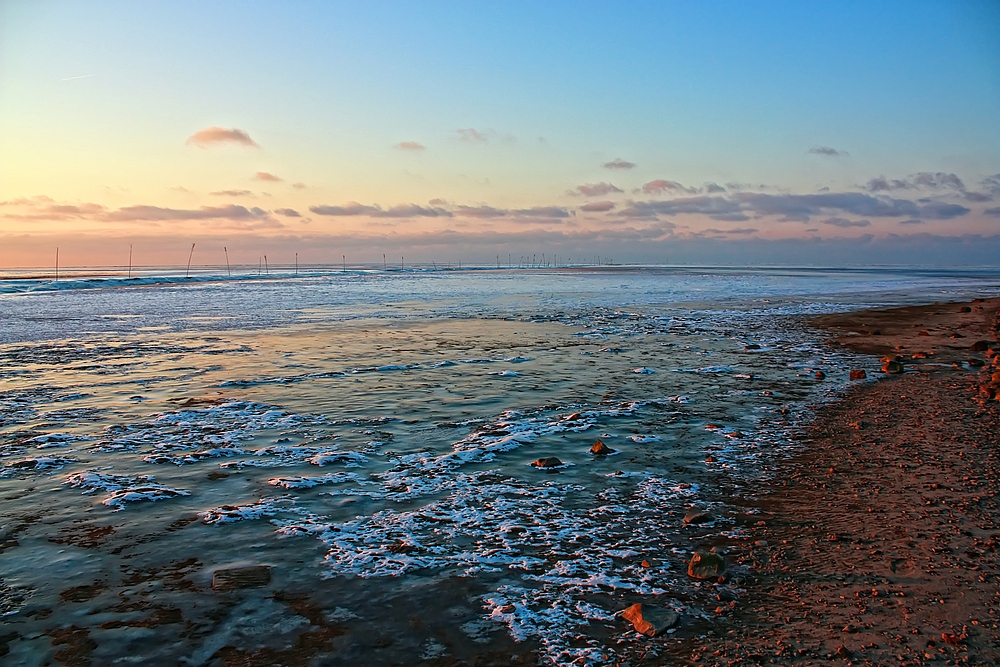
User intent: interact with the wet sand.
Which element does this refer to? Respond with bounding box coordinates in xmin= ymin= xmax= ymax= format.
xmin=664 ymin=298 xmax=1000 ymax=666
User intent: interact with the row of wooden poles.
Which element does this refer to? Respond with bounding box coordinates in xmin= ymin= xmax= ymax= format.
xmin=49 ymin=246 xmax=616 ymax=280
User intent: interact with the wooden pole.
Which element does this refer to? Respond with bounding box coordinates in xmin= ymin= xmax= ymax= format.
xmin=186 ymin=243 xmax=195 ymax=278
xmin=264 ymin=255 xmax=269 ymax=275
xmin=55 ymin=247 xmax=59 ymax=281
xmin=128 ymin=244 xmax=132 ymax=279
xmin=224 ymin=247 xmax=231 ymax=276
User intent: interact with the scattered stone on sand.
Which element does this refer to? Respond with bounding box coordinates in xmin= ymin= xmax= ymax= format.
xmin=590 ymin=439 xmax=614 ymax=456
xmin=687 ymin=550 xmax=726 ymax=580
xmin=531 ymin=457 xmax=563 ymax=468
xmin=683 ymin=507 xmax=714 ymax=525
xmin=849 ymin=369 xmax=867 ymax=380
xmin=621 ymin=603 xmax=679 ymax=637
xmin=211 ymin=565 xmax=272 ymax=591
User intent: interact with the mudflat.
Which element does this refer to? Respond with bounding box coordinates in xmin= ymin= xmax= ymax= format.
xmin=666 ymin=298 xmax=1000 ymax=666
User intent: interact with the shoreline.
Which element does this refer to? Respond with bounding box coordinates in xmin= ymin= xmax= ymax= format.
xmin=662 ymin=297 xmax=1000 ymax=665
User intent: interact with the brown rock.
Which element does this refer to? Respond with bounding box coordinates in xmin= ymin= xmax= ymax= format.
xmin=960 ymin=306 xmax=972 ymax=313
xmin=849 ymin=369 xmax=867 ymax=380
xmin=683 ymin=508 xmax=714 ymax=524
xmin=590 ymin=439 xmax=614 ymax=456
xmin=531 ymin=457 xmax=563 ymax=468
xmin=687 ymin=550 xmax=726 ymax=579
xmin=814 ymin=370 xmax=826 ymax=380
xmin=971 ymin=340 xmax=991 ymax=352
xmin=212 ymin=565 xmax=271 ymax=591
xmin=621 ymin=603 xmax=679 ymax=637
xmin=918 ymin=330 xmax=930 ymax=336
xmin=969 ymin=358 xmax=985 ymax=368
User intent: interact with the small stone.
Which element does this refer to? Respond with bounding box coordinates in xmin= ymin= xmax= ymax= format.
xmin=814 ymin=370 xmax=826 ymax=380
xmin=918 ymin=330 xmax=930 ymax=336
xmin=971 ymin=340 xmax=991 ymax=352
xmin=969 ymin=358 xmax=985 ymax=368
xmin=960 ymin=306 xmax=972 ymax=313
xmin=621 ymin=603 xmax=679 ymax=637
xmin=687 ymin=550 xmax=727 ymax=580
xmin=212 ymin=565 xmax=271 ymax=591
xmin=849 ymin=369 xmax=867 ymax=380
xmin=531 ymin=457 xmax=563 ymax=468
xmin=640 ymin=559 xmax=652 ymax=568
xmin=590 ymin=439 xmax=614 ymax=456
xmin=704 ymin=455 xmax=714 ymax=463
xmin=744 ymin=343 xmax=761 ymax=350
xmin=882 ymin=359 xmax=904 ymax=374
xmin=683 ymin=508 xmax=714 ymax=525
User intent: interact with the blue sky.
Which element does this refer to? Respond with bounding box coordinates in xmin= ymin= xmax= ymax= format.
xmin=1 ymin=1 xmax=998 ymax=266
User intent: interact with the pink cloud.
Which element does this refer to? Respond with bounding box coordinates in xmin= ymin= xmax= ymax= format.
xmin=395 ymin=141 xmax=426 ymax=151
xmin=457 ymin=128 xmax=487 ymax=142
xmin=185 ymin=126 xmax=258 ymax=148
xmin=254 ymin=172 xmax=283 ymax=182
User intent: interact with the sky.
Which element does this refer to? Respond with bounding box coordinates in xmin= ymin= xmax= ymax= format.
xmin=1 ymin=0 xmax=999 ymax=268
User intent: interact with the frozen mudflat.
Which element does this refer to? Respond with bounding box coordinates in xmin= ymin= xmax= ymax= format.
xmin=1 ymin=266 xmax=998 ymax=665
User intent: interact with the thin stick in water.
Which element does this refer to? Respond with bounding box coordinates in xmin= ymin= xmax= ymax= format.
xmin=224 ymin=247 xmax=231 ymax=276
xmin=186 ymin=243 xmax=196 ymax=278
xmin=128 ymin=244 xmax=132 ymax=279
xmin=55 ymin=247 xmax=59 ymax=281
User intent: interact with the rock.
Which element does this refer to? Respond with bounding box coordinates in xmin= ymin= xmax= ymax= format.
xmin=849 ymin=369 xmax=867 ymax=380
xmin=918 ymin=330 xmax=930 ymax=336
xmin=590 ymin=439 xmax=614 ymax=456
xmin=531 ymin=457 xmax=563 ymax=468
xmin=621 ymin=603 xmax=679 ymax=637
xmin=744 ymin=343 xmax=761 ymax=350
xmin=911 ymin=351 xmax=928 ymax=359
xmin=969 ymin=358 xmax=985 ymax=368
xmin=870 ymin=329 xmax=882 ymax=335
xmin=683 ymin=508 xmax=714 ymax=524
xmin=687 ymin=550 xmax=726 ymax=579
xmin=882 ymin=359 xmax=904 ymax=374
xmin=814 ymin=370 xmax=826 ymax=380
xmin=971 ymin=340 xmax=991 ymax=352
xmin=960 ymin=306 xmax=972 ymax=313
xmin=212 ymin=565 xmax=271 ymax=591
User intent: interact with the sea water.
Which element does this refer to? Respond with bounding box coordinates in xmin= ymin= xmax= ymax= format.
xmin=1 ymin=266 xmax=997 ymax=665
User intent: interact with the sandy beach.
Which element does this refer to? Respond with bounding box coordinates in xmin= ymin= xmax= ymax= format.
xmin=663 ymin=298 xmax=1000 ymax=666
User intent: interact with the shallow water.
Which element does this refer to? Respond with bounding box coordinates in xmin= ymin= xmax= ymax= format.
xmin=1 ymin=267 xmax=997 ymax=665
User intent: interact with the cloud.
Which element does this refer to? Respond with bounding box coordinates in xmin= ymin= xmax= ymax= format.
xmin=822 ymin=217 xmax=871 ymax=228
xmin=309 ymin=202 xmax=451 ymax=218
xmin=641 ymin=180 xmax=697 ymax=195
xmin=701 ymin=227 xmax=758 ymax=235
xmin=866 ymin=172 xmax=966 ymax=192
xmin=450 ymin=205 xmax=571 ymax=219
xmin=703 ymin=182 xmax=726 ymax=194
xmin=395 ymin=141 xmax=426 ymax=151
xmin=733 ymin=192 xmax=969 ymax=221
xmin=104 ymin=204 xmax=274 ymax=223
xmin=0 ymin=198 xmax=107 ymax=221
xmin=602 ymin=158 xmax=637 ymax=170
xmin=580 ymin=200 xmax=616 ymax=212
xmin=984 ymin=207 xmax=1000 ymax=217
xmin=254 ymin=172 xmax=283 ymax=182
xmin=454 ymin=205 xmax=507 ymax=218
xmin=274 ymin=208 xmax=301 ymax=217
xmin=982 ymin=174 xmax=1000 ymax=195
xmin=457 ymin=128 xmax=487 ymax=142
xmin=572 ymin=182 xmax=623 ymax=197
xmin=618 ymin=196 xmax=744 ymax=220
xmin=964 ymin=192 xmax=993 ymax=202
xmin=185 ymin=126 xmax=258 ymax=148
xmin=428 ymin=198 xmax=448 ymax=206
xmin=209 ymin=190 xmax=253 ymax=197
xmin=899 ymin=219 xmax=924 ymax=225
xmin=808 ymin=146 xmax=847 ymax=157
xmin=291 ymin=182 xmax=307 ymax=190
